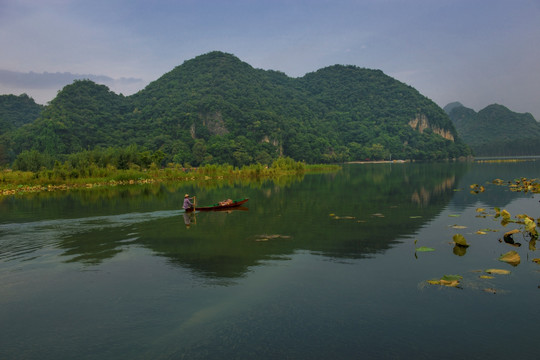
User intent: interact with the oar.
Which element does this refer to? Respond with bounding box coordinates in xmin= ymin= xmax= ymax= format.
xmin=193 ymin=195 xmax=196 ymax=212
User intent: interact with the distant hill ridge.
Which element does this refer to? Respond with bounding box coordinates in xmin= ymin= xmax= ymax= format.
xmin=1 ymin=51 xmax=471 ymax=166
xmin=0 ymin=93 xmax=44 ymax=133
xmin=444 ymin=102 xmax=540 ymax=156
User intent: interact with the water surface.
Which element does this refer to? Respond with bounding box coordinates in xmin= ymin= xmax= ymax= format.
xmin=1 ymin=161 xmax=539 ymax=359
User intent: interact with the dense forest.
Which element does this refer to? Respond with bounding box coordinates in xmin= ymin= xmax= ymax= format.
xmin=0 ymin=51 xmax=471 ymax=170
xmin=444 ymin=102 xmax=540 ymax=156
xmin=0 ymin=94 xmax=44 ymax=165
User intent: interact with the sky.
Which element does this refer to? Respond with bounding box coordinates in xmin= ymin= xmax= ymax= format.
xmin=1 ymin=0 xmax=539 ymax=120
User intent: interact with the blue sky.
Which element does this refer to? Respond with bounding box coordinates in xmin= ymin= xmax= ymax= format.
xmin=1 ymin=0 xmax=539 ymax=120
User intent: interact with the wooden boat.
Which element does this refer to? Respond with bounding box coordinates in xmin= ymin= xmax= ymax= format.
xmin=186 ymin=198 xmax=249 ymax=212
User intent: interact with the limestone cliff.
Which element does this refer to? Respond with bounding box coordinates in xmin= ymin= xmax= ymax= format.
xmin=409 ymin=114 xmax=454 ymax=141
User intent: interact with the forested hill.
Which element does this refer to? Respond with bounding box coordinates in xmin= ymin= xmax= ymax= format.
xmin=444 ymin=102 xmax=540 ymax=156
xmin=0 ymin=94 xmax=44 ymax=164
xmin=2 ymin=51 xmax=470 ymax=167
xmin=0 ymin=94 xmax=44 ymax=133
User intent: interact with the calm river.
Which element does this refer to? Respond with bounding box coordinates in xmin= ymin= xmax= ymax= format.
xmin=1 ymin=161 xmax=539 ymax=359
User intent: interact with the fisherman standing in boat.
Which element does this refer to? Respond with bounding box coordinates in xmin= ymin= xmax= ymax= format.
xmin=183 ymin=194 xmax=194 ymax=211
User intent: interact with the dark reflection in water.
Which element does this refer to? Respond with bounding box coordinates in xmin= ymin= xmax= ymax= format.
xmin=2 ymin=162 xmax=468 ymax=279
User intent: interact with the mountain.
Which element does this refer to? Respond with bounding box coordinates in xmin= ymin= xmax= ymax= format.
xmin=4 ymin=51 xmax=470 ymax=167
xmin=0 ymin=94 xmax=44 ymax=165
xmin=0 ymin=94 xmax=43 ymax=133
xmin=10 ymin=80 xmax=131 ymax=156
xmin=442 ymin=102 xmax=464 ymax=115
xmin=445 ymin=102 xmax=540 ymax=156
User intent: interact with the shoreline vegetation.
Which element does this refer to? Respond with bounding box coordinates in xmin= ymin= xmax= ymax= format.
xmin=2 ymin=156 xmax=537 ymax=197
xmin=0 ymin=157 xmax=340 ymax=197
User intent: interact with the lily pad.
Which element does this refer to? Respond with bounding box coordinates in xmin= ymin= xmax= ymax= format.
xmin=416 ymin=246 xmax=435 ymax=252
xmin=479 ymin=275 xmax=495 ymax=279
xmin=448 ymin=214 xmax=461 ymax=218
xmin=441 ymin=274 xmax=462 ymax=281
xmin=440 ymin=275 xmax=462 ymax=287
xmin=428 ymin=274 xmax=463 ymax=287
xmin=470 ymin=184 xmax=485 ymax=193
xmin=453 ymin=234 xmax=469 ymax=247
xmin=479 ymin=228 xmax=499 ymax=232
xmin=532 ymin=258 xmax=540 ymax=264
xmin=498 ymin=251 xmax=521 ymax=266
xmin=503 ymin=229 xmax=520 ymax=238
xmin=451 ymin=225 xmax=467 ymax=229
xmin=476 ymin=231 xmax=487 ymax=235
xmin=485 ymin=268 xmax=511 ymax=275
xmin=523 ymin=217 xmax=538 ymax=237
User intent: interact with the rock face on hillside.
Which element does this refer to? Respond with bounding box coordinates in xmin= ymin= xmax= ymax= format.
xmin=3 ymin=51 xmax=470 ymax=166
xmin=409 ymin=114 xmax=454 ymax=141
xmin=445 ymin=102 xmax=540 ymax=156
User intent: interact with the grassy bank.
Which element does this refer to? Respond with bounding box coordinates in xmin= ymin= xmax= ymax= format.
xmin=1 ymin=159 xmax=341 ymax=196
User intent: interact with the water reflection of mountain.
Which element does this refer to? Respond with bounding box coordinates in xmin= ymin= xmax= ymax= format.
xmin=449 ymin=160 xmax=539 ymax=211
xmin=135 ymin=163 xmax=467 ymax=279
xmin=252 ymin=163 xmax=467 ymax=259
xmin=1 ymin=163 xmax=469 ymax=280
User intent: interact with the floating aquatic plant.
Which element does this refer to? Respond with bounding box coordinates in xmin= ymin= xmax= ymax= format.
xmin=499 ymin=251 xmax=521 ymax=266
xmin=478 ymin=228 xmax=499 ymax=232
xmin=416 ymin=246 xmax=435 ymax=252
xmin=414 ymin=239 xmax=435 ymax=253
xmin=520 ymin=215 xmax=538 ymax=239
xmin=485 ymin=268 xmax=511 ymax=275
xmin=492 ymin=177 xmax=539 ymax=193
xmin=427 ymin=274 xmax=463 ymax=287
xmin=470 ymin=184 xmax=485 ymax=194
xmin=453 ymin=234 xmax=469 ymax=247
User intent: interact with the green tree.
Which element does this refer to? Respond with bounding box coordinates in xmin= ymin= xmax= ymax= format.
xmin=13 ymin=150 xmax=52 ymax=172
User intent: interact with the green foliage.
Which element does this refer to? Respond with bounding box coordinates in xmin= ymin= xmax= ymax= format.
xmin=271 ymin=156 xmax=305 ymax=172
xmin=3 ymin=52 xmax=471 ymax=166
xmin=0 ymin=94 xmax=43 ymax=133
xmin=0 ymin=94 xmax=44 ymax=166
xmin=1 ymin=154 xmax=313 ymax=195
xmin=13 ymin=150 xmax=53 ymax=172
